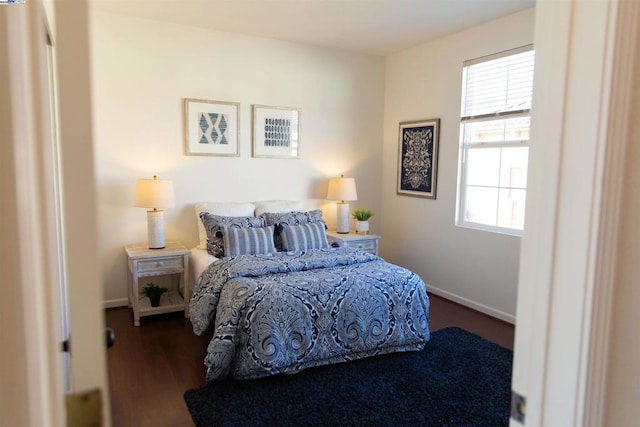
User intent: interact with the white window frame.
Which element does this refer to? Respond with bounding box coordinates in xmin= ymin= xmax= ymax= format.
xmin=456 ymin=45 xmax=534 ymax=236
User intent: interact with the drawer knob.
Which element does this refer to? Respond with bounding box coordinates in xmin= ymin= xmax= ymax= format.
xmin=155 ymin=261 xmax=163 ymax=267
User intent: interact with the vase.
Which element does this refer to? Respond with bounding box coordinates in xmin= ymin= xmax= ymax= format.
xmin=150 ymin=295 xmax=162 ymax=307
xmin=355 ymin=220 xmax=370 ymax=234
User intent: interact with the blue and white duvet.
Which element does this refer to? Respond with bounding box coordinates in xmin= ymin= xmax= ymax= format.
xmin=190 ymin=247 xmax=430 ymax=381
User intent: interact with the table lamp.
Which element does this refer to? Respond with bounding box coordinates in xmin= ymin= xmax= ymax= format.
xmin=134 ymin=175 xmax=174 ymax=249
xmin=327 ymin=175 xmax=357 ymax=234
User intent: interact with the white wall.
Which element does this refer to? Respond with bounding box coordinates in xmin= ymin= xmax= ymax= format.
xmin=381 ymin=9 xmax=535 ymax=322
xmin=90 ymin=11 xmax=385 ymax=304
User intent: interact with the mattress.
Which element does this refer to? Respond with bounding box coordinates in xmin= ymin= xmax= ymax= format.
xmin=188 ymin=247 xmax=217 ymax=294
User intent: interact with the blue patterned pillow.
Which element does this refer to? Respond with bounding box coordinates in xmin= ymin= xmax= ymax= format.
xmin=280 ymin=222 xmax=330 ymax=252
xmin=261 ymin=210 xmax=326 ymax=251
xmin=200 ymin=212 xmax=266 ymax=257
xmin=222 ymin=226 xmax=276 ymax=257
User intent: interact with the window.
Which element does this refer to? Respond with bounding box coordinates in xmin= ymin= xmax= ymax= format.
xmin=456 ymin=46 xmax=535 ymax=235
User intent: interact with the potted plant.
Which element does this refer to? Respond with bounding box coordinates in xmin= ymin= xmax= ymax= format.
xmin=142 ymin=283 xmax=168 ymax=308
xmin=352 ymin=209 xmax=373 ymax=234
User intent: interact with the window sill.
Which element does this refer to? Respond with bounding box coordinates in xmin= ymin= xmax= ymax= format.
xmin=455 ymin=221 xmax=523 ymax=237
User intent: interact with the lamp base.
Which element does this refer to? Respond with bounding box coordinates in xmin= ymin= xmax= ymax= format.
xmin=336 ymin=202 xmax=350 ymax=234
xmin=147 ymin=210 xmax=165 ymax=249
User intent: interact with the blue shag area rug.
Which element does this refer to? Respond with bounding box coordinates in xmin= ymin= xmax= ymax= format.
xmin=184 ymin=327 xmax=513 ymax=426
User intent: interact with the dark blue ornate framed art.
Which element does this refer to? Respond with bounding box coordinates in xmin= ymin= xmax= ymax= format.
xmin=397 ymin=118 xmax=440 ymax=199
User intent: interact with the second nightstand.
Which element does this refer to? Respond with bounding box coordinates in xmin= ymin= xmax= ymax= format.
xmin=326 ymin=231 xmax=381 ymax=256
xmin=124 ymin=241 xmax=191 ymax=326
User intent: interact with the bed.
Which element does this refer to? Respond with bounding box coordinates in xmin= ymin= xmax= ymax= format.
xmin=188 ymin=201 xmax=430 ymax=381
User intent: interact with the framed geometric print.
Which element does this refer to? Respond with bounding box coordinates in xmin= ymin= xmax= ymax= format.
xmin=397 ymin=118 xmax=440 ymax=199
xmin=252 ymin=105 xmax=300 ymax=159
xmin=184 ymin=98 xmax=240 ymax=157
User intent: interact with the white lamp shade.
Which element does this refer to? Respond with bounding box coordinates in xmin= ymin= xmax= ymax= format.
xmin=134 ymin=176 xmax=174 ymax=209
xmin=327 ymin=176 xmax=358 ymax=202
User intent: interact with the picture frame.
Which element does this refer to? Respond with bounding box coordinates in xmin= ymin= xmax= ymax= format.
xmin=252 ymin=105 xmax=300 ymax=159
xmin=184 ymin=98 xmax=240 ymax=157
xmin=397 ymin=118 xmax=440 ymax=199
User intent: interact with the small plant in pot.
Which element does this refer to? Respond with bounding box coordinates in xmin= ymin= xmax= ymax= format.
xmin=142 ymin=283 xmax=168 ymax=308
xmin=352 ymin=209 xmax=373 ymax=234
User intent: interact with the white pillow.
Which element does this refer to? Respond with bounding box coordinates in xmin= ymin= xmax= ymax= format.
xmin=194 ymin=202 xmax=256 ymax=250
xmin=253 ymin=200 xmax=304 ymax=216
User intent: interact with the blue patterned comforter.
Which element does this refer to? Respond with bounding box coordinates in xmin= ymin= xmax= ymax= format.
xmin=190 ymin=247 xmax=430 ymax=381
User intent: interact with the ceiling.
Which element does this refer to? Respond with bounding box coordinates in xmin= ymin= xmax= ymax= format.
xmin=91 ymin=0 xmax=534 ymax=56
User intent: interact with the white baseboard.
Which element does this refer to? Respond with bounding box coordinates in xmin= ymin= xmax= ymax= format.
xmin=426 ymin=284 xmax=516 ymax=324
xmin=103 ymin=298 xmax=128 ymax=309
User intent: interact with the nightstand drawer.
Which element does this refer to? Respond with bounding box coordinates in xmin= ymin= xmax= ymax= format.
xmin=349 ymin=240 xmax=377 ymax=252
xmin=326 ymin=231 xmax=380 ymax=256
xmin=137 ymin=256 xmax=183 ymax=273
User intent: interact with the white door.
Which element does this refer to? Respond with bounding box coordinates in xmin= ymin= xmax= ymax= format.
xmin=55 ymin=0 xmax=111 ymax=416
xmin=510 ymin=0 xmax=639 ymax=425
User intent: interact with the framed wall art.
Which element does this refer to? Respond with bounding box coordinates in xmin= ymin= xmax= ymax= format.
xmin=252 ymin=105 xmax=300 ymax=159
xmin=397 ymin=118 xmax=440 ymax=199
xmin=184 ymin=98 xmax=240 ymax=157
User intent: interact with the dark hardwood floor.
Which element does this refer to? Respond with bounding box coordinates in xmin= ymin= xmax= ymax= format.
xmin=105 ymin=293 xmax=514 ymax=427
xmin=427 ymin=294 xmax=514 ymax=350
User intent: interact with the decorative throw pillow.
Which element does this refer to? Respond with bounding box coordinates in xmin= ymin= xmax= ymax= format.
xmin=280 ymin=222 xmax=330 ymax=252
xmin=200 ymin=212 xmax=266 ymax=257
xmin=194 ymin=202 xmax=256 ymax=250
xmin=261 ymin=210 xmax=326 ymax=251
xmin=222 ymin=226 xmax=276 ymax=257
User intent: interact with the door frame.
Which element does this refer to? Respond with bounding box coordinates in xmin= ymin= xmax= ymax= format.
xmin=0 ymin=0 xmax=109 ymax=424
xmin=1 ymin=2 xmax=66 ymax=424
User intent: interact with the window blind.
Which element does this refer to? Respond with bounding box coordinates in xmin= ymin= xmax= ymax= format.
xmin=461 ymin=46 xmax=535 ymax=121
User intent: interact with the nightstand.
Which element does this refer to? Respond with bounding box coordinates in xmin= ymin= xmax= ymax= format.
xmin=124 ymin=241 xmax=191 ymax=326
xmin=326 ymin=230 xmax=381 ymax=256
